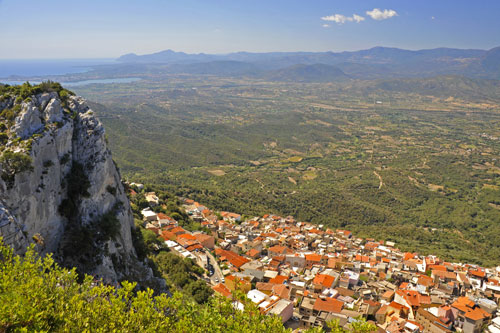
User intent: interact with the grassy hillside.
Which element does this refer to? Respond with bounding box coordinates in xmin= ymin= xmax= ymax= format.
xmin=73 ymin=76 xmax=500 ymax=266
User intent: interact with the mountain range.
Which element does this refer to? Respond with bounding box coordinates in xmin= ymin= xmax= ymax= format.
xmin=116 ymin=46 xmax=500 ymax=81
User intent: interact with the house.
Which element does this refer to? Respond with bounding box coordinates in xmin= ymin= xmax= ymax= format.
xmin=486 ymin=317 xmax=500 ymax=333
xmin=451 ymin=296 xmax=490 ymax=333
xmin=375 ymin=305 xmax=389 ymax=325
xmin=381 ymin=290 xmax=395 ymax=303
xmin=225 ymin=275 xmax=251 ymax=293
xmin=415 ymin=307 xmax=453 ymax=333
xmin=267 ymin=299 xmax=294 ymax=323
xmin=268 ymin=245 xmax=292 ymax=257
xmin=285 ymin=253 xmax=306 ymax=268
xmin=221 ymin=211 xmax=242 ymax=223
xmin=394 ymin=290 xmax=431 ymax=319
xmin=247 ymin=289 xmax=268 ymax=304
xmin=246 ymin=248 xmax=261 ymax=259
xmin=157 ymin=213 xmax=177 ymax=227
xmin=141 ymin=208 xmax=158 ymax=222
xmin=194 ymin=233 xmax=215 ymax=249
xmin=212 ymin=283 xmax=232 ymax=298
xmin=145 ymin=192 xmax=159 ymax=206
xmin=313 ymin=297 xmax=344 ymax=315
xmin=214 ymin=248 xmax=249 ymax=270
xmin=312 ymin=274 xmax=335 ymax=292
xmin=305 ymin=253 xmax=323 ymax=267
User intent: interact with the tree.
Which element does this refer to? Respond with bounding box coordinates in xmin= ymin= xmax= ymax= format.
xmin=0 ymin=238 xmax=289 ymax=332
xmin=325 ymin=317 xmax=377 ymax=333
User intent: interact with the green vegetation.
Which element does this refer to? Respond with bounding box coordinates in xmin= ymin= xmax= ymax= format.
xmin=154 ymin=251 xmax=213 ymax=304
xmin=72 ymin=75 xmax=500 ymax=266
xmin=0 ymin=150 xmax=33 ymax=187
xmin=58 ymin=162 xmax=90 ymax=219
xmin=0 ymin=81 xmax=74 ymax=101
xmin=99 ymin=202 xmax=123 ymax=241
xmin=128 ymin=186 xmax=213 ymax=303
xmin=0 ymin=239 xmax=288 ymax=333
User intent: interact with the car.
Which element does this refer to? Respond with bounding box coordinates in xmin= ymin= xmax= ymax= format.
xmin=214 ymin=278 xmax=219 ymax=283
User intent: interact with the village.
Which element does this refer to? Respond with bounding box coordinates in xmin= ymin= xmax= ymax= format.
xmin=133 ymin=185 xmax=500 ymax=333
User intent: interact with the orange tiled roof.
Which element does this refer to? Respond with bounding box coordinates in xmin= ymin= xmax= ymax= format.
xmin=305 ymin=253 xmax=322 ymax=262
xmin=212 ymin=283 xmax=232 ymax=298
xmin=313 ymin=274 xmax=335 ymax=288
xmin=468 ymin=269 xmax=486 ymax=278
xmin=432 ymin=270 xmax=456 ymax=280
xmin=417 ymin=275 xmax=434 ymax=287
xmin=214 ymin=249 xmax=249 ymax=269
xmin=177 ymin=233 xmax=196 ymax=241
xmin=246 ymin=248 xmax=260 ymax=258
xmin=269 ymin=275 xmax=288 ymax=284
xmin=313 ymin=297 xmax=343 ymax=313
xmin=465 ymin=307 xmax=489 ymax=321
xmin=160 ymin=230 xmax=177 ymax=241
xmin=451 ymin=297 xmax=489 ymax=321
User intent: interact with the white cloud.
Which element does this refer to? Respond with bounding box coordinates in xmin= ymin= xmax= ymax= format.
xmin=431 ymin=16 xmax=435 ymax=20
xmin=322 ymin=24 xmax=331 ymax=28
xmin=321 ymin=13 xmax=365 ymax=25
xmin=366 ymin=8 xmax=398 ymax=20
xmin=352 ymin=14 xmax=365 ymax=23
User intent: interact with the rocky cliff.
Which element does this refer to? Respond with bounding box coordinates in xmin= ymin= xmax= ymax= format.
xmin=0 ymin=83 xmax=163 ymax=288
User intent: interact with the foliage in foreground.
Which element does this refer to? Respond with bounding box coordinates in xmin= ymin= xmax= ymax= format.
xmin=0 ymin=239 xmax=286 ymax=333
xmin=0 ymin=238 xmax=379 ymax=332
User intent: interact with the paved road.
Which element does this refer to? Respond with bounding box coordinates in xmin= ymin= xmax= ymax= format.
xmin=205 ymin=249 xmax=224 ymax=285
xmin=194 ymin=250 xmax=224 ymax=285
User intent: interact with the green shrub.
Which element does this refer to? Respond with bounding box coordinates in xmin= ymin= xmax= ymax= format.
xmin=60 ymin=153 xmax=70 ymax=165
xmin=0 ymin=132 xmax=8 ymax=145
xmin=58 ymin=162 xmax=90 ymax=219
xmin=100 ymin=209 xmax=121 ymax=240
xmin=0 ymin=239 xmax=288 ymax=332
xmin=106 ymin=185 xmax=117 ymax=195
xmin=0 ymin=150 xmax=33 ymax=186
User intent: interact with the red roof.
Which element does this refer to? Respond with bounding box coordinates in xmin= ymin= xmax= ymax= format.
xmin=212 ymin=283 xmax=232 ymax=298
xmin=160 ymin=230 xmax=177 ymax=241
xmin=313 ymin=274 xmax=335 ymax=288
xmin=246 ymin=248 xmax=260 ymax=258
xmin=313 ymin=297 xmax=343 ymax=313
xmin=170 ymin=227 xmax=187 ymax=235
xmin=269 ymin=275 xmax=288 ymax=285
xmin=305 ymin=254 xmax=322 ymax=262
xmin=186 ymin=244 xmax=203 ymax=252
xmin=469 ymin=269 xmax=486 ymax=278
xmin=396 ymin=290 xmax=431 ymax=308
xmin=178 ymin=233 xmax=196 ymax=241
xmin=451 ymin=297 xmax=490 ymax=321
xmin=214 ymin=249 xmax=249 ymax=269
xmin=268 ymin=245 xmax=289 ymax=255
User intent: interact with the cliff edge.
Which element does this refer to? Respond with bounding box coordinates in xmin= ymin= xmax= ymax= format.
xmin=0 ymin=82 xmax=164 ymax=289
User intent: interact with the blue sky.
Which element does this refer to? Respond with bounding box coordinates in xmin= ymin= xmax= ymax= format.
xmin=1 ymin=0 xmax=499 ymax=59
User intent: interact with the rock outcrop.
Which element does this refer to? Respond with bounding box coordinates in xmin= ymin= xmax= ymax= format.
xmin=0 ymin=87 xmax=164 ymax=289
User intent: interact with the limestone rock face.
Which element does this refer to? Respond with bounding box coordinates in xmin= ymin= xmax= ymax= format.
xmin=0 ymin=91 xmax=163 ymax=289
xmin=13 ymin=102 xmax=44 ymax=139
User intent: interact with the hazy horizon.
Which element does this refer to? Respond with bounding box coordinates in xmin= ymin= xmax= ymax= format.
xmin=1 ymin=0 xmax=500 ymax=59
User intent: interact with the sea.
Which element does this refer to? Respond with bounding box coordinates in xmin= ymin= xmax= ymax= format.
xmin=0 ymin=58 xmax=114 ymax=78
xmin=0 ymin=58 xmax=140 ymax=86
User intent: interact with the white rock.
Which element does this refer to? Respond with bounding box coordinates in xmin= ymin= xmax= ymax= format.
xmin=43 ymin=98 xmax=63 ymax=123
xmin=12 ymin=102 xmax=44 ymax=139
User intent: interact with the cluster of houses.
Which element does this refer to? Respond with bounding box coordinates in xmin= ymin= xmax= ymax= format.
xmin=134 ymin=188 xmax=500 ymax=333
